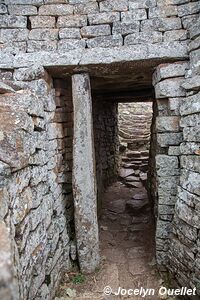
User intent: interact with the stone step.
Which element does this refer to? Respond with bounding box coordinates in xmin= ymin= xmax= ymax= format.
xmin=121 ymin=137 xmax=150 ymax=142
xmin=119 ymin=168 xmax=134 ymax=178
xmin=124 ymin=181 xmax=143 ymax=188
xmin=126 ymin=151 xmax=141 ymax=158
xmin=141 ymin=150 xmax=149 ymax=155
xmin=125 ymin=176 xmax=140 ymax=182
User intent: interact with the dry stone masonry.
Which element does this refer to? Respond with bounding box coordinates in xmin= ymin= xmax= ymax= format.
xmin=0 ymin=0 xmax=199 ymax=299
xmin=118 ymin=102 xmax=153 ymax=188
xmin=0 ymin=0 xmax=199 ymax=55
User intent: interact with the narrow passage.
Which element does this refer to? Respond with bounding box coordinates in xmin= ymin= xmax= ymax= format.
xmin=56 ymin=152 xmax=163 ymax=300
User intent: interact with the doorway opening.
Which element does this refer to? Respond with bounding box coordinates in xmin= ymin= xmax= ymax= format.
xmin=92 ymin=98 xmax=160 ymax=295
xmin=55 ymin=70 xmax=162 ymax=298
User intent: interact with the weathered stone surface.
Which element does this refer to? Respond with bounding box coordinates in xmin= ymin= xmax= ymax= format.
xmin=180 ymin=142 xmax=200 ymax=155
xmin=0 ymin=221 xmax=15 ymax=300
xmin=112 ymin=21 xmax=140 ymax=35
xmin=57 ymin=15 xmax=87 ymax=28
xmin=29 ymin=28 xmax=59 ymax=40
xmin=58 ymin=39 xmax=85 ymax=51
xmin=190 ymin=16 xmax=200 ymax=40
xmin=72 ymin=73 xmax=100 ymax=274
xmin=86 ymin=35 xmax=123 ymax=48
xmin=181 ymin=113 xmax=200 ymax=128
xmin=141 ymin=17 xmax=182 ymax=32
xmin=8 ymin=5 xmax=37 ymax=15
xmin=30 ymin=16 xmax=56 ymax=28
xmin=156 ymin=220 xmax=172 ymax=239
xmin=11 ymin=42 xmax=188 ymax=69
xmin=5 ymin=0 xmax=43 ymax=4
xmin=27 ymin=40 xmax=57 ymax=52
xmin=39 ymin=4 xmax=74 ymax=15
xmin=121 ymin=10 xmax=147 ymax=22
xmin=129 ymin=0 xmax=156 ymax=9
xmin=0 ymin=28 xmax=29 ymax=42
xmin=177 ymin=2 xmax=200 ymax=17
xmin=156 ymin=116 xmax=180 ymax=132
xmin=81 ymin=25 xmax=111 ymax=38
xmin=155 ymin=78 xmax=185 ymax=98
xmin=153 ymin=62 xmax=188 ymax=84
xmin=149 ymin=5 xmax=178 ymax=18
xmin=124 ymin=31 xmax=162 ymax=45
xmin=88 ymin=12 xmax=120 ymax=25
xmin=0 ymin=15 xmax=27 ymax=28
xmin=156 ymin=155 xmax=179 ymax=176
xmin=169 ymin=97 xmax=181 ymax=114
xmin=59 ymin=28 xmax=80 ymax=39
xmin=183 ymin=126 xmax=200 ymax=142
xmin=100 ymin=0 xmax=128 ymax=12
xmin=176 ymin=198 xmax=200 ymax=229
xmin=157 ymin=132 xmax=183 ymax=147
xmin=180 ymin=169 xmax=200 ymax=196
xmin=168 ymin=146 xmax=180 ymax=156
xmin=181 ymin=155 xmax=200 ymax=173
xmin=182 ymin=75 xmax=200 ymax=91
xmin=74 ymin=2 xmax=98 ymax=14
xmin=0 ymin=4 xmax=7 ymax=14
xmin=180 ymin=92 xmax=200 ymax=116
xmin=182 ymin=14 xmax=199 ymax=30
xmin=14 ymin=66 xmax=45 ymax=82
xmin=163 ymin=29 xmax=188 ymax=42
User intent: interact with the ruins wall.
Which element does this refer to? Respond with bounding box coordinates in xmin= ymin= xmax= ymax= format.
xmin=0 ymin=0 xmax=199 ymax=299
xmin=93 ymin=99 xmax=119 ymax=212
xmin=0 ymin=0 xmax=198 ymax=54
xmin=0 ymin=71 xmax=74 ymax=299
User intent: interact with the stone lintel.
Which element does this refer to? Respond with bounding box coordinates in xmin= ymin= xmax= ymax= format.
xmin=2 ymin=42 xmax=188 ymax=71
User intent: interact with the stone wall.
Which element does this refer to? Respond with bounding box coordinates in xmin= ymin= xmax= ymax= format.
xmin=0 ymin=70 xmax=74 ymax=299
xmin=152 ymin=61 xmax=188 ymax=272
xmin=118 ymin=102 xmax=153 ymax=151
xmin=169 ymin=17 xmax=200 ymax=295
xmin=93 ymin=99 xmax=119 ymax=212
xmin=0 ymin=0 xmax=199 ymax=55
xmin=151 ymin=27 xmax=200 ymax=296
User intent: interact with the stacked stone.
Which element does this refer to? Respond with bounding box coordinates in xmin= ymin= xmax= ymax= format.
xmin=0 ymin=0 xmax=199 ymax=53
xmin=93 ymin=99 xmax=119 ymax=207
xmin=0 ymin=67 xmax=73 ymax=299
xmin=168 ymin=17 xmax=200 ymax=294
xmin=118 ymin=102 xmax=152 ymax=188
xmin=118 ymin=102 xmax=152 ymax=150
xmin=152 ymin=60 xmax=189 ymax=272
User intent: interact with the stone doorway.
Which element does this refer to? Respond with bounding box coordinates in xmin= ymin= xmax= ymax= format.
xmin=53 ymin=58 xmax=187 ymax=298
xmin=56 ymin=79 xmax=162 ymax=298
xmin=71 ymin=66 xmax=158 ymax=266
xmin=95 ymin=101 xmax=161 ymax=299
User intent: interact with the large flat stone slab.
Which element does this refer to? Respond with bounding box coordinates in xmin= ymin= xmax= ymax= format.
xmin=5 ymin=42 xmax=188 ymax=71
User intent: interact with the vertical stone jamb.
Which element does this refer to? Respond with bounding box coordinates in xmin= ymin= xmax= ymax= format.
xmin=152 ymin=62 xmax=188 ymax=273
xmin=72 ymin=73 xmax=100 ymax=274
